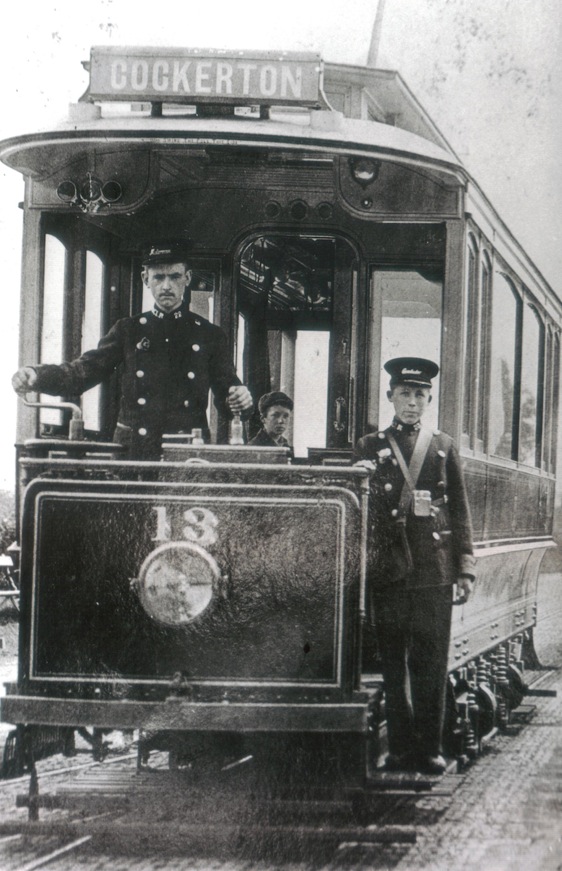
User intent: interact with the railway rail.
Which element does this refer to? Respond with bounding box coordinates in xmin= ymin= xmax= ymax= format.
xmin=0 ymin=666 xmax=556 ymax=870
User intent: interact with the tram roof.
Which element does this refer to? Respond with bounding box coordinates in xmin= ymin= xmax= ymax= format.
xmin=0 ymin=112 xmax=462 ymax=180
xmin=0 ymin=48 xmax=557 ymax=307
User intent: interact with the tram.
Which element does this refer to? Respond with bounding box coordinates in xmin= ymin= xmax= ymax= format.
xmin=0 ymin=47 xmax=559 ymax=781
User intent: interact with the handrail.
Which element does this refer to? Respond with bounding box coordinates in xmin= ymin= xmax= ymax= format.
xmin=23 ymin=396 xmax=84 ymax=440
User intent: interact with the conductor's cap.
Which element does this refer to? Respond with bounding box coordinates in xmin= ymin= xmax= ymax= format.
xmin=258 ymin=391 xmax=294 ymax=415
xmin=385 ymin=357 xmax=439 ymax=388
xmin=141 ymin=239 xmax=191 ymax=266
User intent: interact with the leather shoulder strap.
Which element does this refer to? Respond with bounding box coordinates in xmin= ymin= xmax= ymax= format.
xmin=386 ymin=428 xmax=434 ymax=515
xmin=407 ymin=427 xmax=434 ymax=487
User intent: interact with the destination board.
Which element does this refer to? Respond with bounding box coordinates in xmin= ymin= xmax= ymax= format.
xmin=89 ymin=47 xmax=322 ymax=106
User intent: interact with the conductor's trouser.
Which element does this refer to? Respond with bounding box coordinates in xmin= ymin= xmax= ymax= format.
xmin=373 ymin=584 xmax=453 ymax=757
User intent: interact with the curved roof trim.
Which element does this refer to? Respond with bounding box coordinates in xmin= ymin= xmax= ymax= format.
xmin=0 ymin=114 xmax=464 ymax=180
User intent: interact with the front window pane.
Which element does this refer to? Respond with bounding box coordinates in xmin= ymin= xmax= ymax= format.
xmin=81 ymin=251 xmax=104 ymax=432
xmin=489 ymin=274 xmax=519 ymax=458
xmin=369 ymin=270 xmax=442 ymax=431
xmin=293 ymin=332 xmax=330 ymax=456
xmin=40 ymin=235 xmax=66 ymax=427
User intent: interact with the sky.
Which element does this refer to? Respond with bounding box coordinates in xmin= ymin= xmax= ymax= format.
xmin=0 ymin=0 xmax=560 ymax=489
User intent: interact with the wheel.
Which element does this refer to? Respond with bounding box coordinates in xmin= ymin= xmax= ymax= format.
xmin=505 ymin=663 xmax=527 ymax=710
xmin=474 ymin=683 xmax=497 ymax=744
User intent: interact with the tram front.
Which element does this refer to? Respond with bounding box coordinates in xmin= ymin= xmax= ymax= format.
xmin=0 ymin=47 xmax=496 ymax=779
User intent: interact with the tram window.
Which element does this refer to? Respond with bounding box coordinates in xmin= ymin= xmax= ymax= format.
xmin=462 ymin=240 xmax=491 ymax=452
xmin=40 ymin=234 xmax=66 ymax=427
xmin=488 ymin=274 xmax=520 ymax=460
xmin=542 ymin=327 xmax=558 ymax=473
xmin=81 ymin=252 xmax=104 ymax=432
xmin=549 ymin=334 xmax=561 ymax=472
xmin=519 ymin=303 xmax=543 ymax=467
xmin=462 ymin=240 xmax=478 ymax=437
xmin=476 ymin=253 xmax=492 ymax=445
xmin=368 ymin=270 xmax=442 ymax=431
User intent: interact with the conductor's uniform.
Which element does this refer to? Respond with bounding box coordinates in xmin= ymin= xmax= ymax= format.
xmin=353 ymin=357 xmax=475 ymax=773
xmin=32 ymin=302 xmax=241 ymax=459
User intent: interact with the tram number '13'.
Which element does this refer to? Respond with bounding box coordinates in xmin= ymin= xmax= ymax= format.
xmin=151 ymin=505 xmax=219 ymax=547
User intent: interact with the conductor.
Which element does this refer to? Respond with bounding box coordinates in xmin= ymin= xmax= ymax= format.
xmin=353 ymin=357 xmax=476 ymax=774
xmin=12 ymin=241 xmax=252 ymax=459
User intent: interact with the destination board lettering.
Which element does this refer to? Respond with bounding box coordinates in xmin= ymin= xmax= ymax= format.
xmin=89 ymin=48 xmax=322 ymax=105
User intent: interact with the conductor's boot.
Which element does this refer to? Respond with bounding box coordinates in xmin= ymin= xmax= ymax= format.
xmin=416 ymin=754 xmax=447 ymax=775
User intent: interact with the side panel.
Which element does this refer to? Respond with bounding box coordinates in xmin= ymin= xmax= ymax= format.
xmin=449 ymin=545 xmax=548 ymax=669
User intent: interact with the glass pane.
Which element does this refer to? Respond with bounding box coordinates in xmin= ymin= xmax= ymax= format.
xmin=189 ymin=269 xmax=216 ymax=322
xmin=543 ymin=329 xmax=553 ymax=471
xmin=477 ymin=260 xmax=491 ymax=443
xmin=293 ymin=332 xmax=330 ymax=457
xmin=519 ymin=304 xmax=542 ymax=466
xmin=369 ymin=270 xmax=442 ymax=431
xmin=550 ymin=335 xmax=560 ymax=472
xmin=462 ymin=246 xmax=477 ymax=435
xmin=81 ymin=251 xmax=104 ymax=432
xmin=489 ymin=274 xmax=519 ymax=458
xmin=40 ymin=235 xmax=66 ymax=426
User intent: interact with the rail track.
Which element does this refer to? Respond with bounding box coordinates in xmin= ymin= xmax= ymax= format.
xmin=0 ymin=667 xmax=556 ymax=870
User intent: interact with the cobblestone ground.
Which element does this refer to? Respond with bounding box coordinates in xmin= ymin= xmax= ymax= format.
xmin=394 ymin=568 xmax=562 ymax=871
xmin=395 ymin=680 xmax=562 ymax=871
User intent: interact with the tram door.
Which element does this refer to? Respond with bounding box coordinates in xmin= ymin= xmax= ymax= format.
xmin=236 ymin=235 xmax=356 ymax=456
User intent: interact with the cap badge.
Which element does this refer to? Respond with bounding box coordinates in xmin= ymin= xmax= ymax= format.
xmin=402 ymin=368 xmax=422 ymax=375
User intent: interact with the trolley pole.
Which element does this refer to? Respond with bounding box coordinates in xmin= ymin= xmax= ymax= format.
xmin=367 ymin=0 xmax=387 ymax=68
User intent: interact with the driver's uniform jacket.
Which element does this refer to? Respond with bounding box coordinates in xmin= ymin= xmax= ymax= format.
xmin=353 ymin=420 xmax=476 ymax=589
xmin=30 ymin=303 xmax=241 ymax=458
